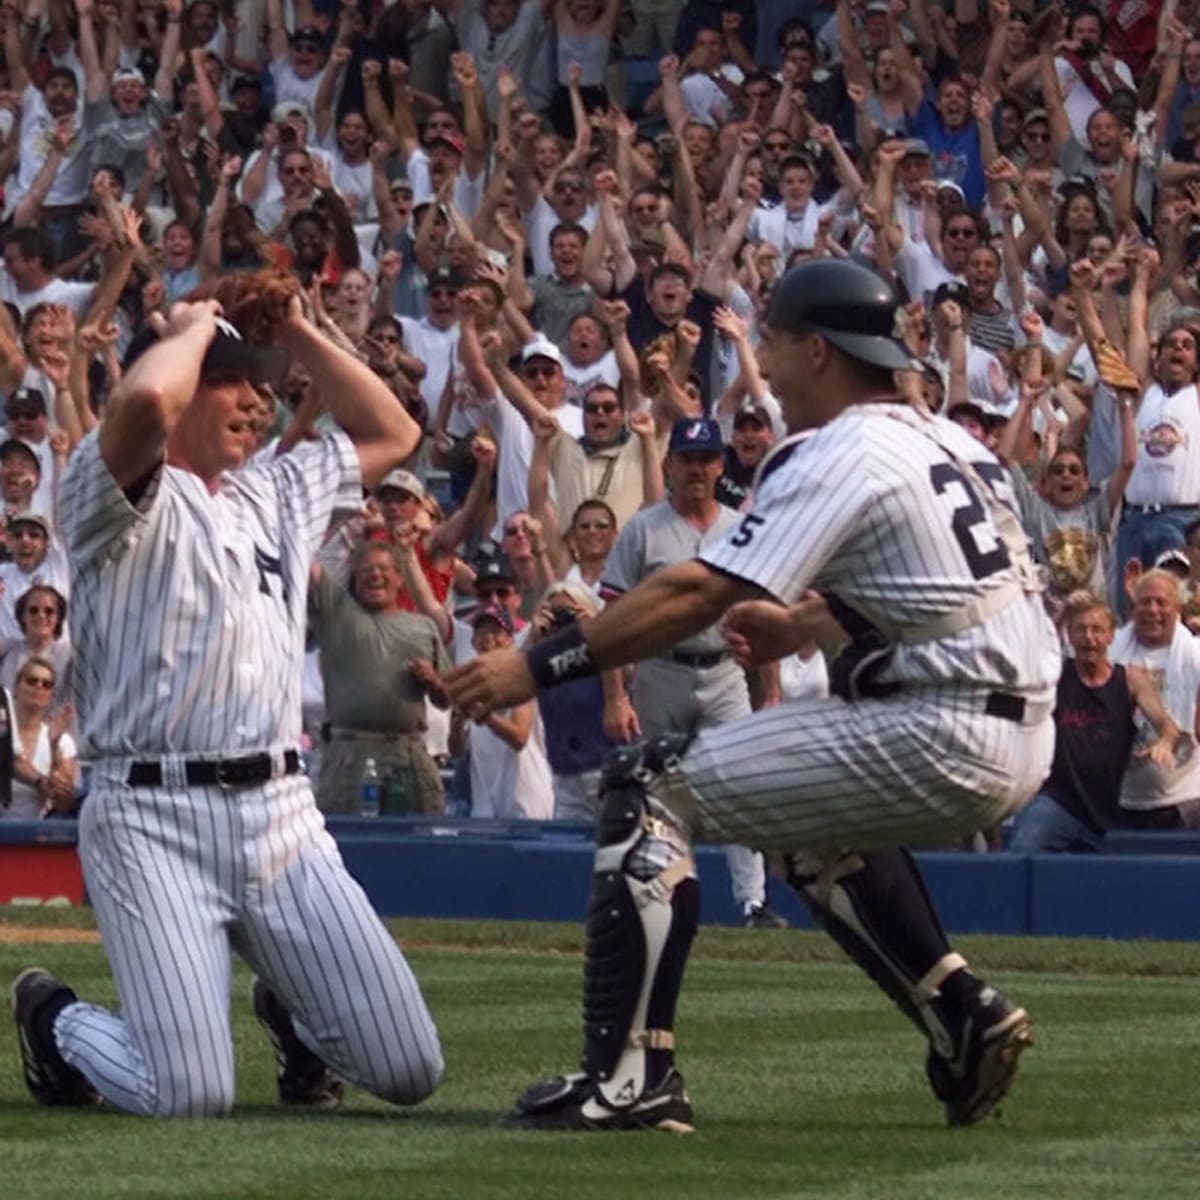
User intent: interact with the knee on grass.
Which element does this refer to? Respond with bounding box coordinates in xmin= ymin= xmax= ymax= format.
xmin=369 ymin=1046 xmax=445 ymax=1107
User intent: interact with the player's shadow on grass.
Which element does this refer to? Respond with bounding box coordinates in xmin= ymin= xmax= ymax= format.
xmin=231 ymin=1103 xmax=502 ymax=1128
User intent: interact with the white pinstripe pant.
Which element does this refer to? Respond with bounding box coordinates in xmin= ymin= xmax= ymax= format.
xmin=681 ymin=692 xmax=1055 ymax=859
xmin=55 ymin=773 xmax=443 ymax=1117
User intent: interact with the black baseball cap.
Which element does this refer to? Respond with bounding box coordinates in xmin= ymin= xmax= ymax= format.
xmin=290 ymin=25 xmax=324 ymax=46
xmin=766 ymin=259 xmax=914 ymax=373
xmin=0 ymin=437 xmax=40 ymax=472
xmin=733 ymin=402 xmax=770 ymax=429
xmin=473 ymin=551 xmax=516 ymax=586
xmin=124 ymin=317 xmax=290 ymax=389
xmin=6 ymin=386 xmax=47 ymax=415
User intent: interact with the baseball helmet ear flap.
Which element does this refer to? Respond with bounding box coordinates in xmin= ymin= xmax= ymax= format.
xmin=765 ymin=260 xmax=915 ymax=372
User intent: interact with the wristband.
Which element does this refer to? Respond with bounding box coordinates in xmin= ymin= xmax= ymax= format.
xmin=525 ymin=623 xmax=596 ymax=689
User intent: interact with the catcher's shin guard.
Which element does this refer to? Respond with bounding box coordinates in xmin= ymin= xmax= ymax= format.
xmin=583 ymin=741 xmax=700 ymax=1112
xmin=785 ymin=847 xmax=963 ymax=1038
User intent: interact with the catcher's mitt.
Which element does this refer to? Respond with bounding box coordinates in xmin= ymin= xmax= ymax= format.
xmin=1094 ymin=337 xmax=1140 ymax=394
xmin=186 ymin=269 xmax=301 ymax=346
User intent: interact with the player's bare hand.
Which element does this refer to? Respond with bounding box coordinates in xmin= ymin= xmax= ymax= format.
xmin=149 ymin=299 xmax=222 ymax=346
xmin=603 ymin=693 xmax=641 ymax=743
xmin=445 ymin=648 xmax=536 ymax=720
xmin=723 ymin=593 xmax=840 ymax=666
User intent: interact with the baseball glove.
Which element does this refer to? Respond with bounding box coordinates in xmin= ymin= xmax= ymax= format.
xmin=1094 ymin=337 xmax=1140 ymax=394
xmin=186 ymin=269 xmax=301 ymax=345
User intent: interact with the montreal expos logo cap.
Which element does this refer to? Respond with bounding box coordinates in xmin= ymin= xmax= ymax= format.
xmin=668 ymin=418 xmax=723 ymax=454
xmin=766 ymin=259 xmax=915 ymax=373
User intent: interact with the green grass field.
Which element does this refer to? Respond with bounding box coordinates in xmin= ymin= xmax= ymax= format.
xmin=2 ymin=910 xmax=1199 ymax=1200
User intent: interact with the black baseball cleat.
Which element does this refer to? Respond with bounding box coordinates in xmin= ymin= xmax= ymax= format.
xmin=744 ymin=904 xmax=789 ymax=931
xmin=925 ymin=985 xmax=1034 ymax=1126
xmin=251 ymin=980 xmax=343 ymax=1110
xmin=11 ymin=967 xmax=100 ymax=1107
xmin=505 ymin=1068 xmax=694 ymax=1134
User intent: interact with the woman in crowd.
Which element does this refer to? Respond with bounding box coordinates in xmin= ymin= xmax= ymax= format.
xmin=0 ymin=657 xmax=77 ymax=821
xmin=0 ymin=586 xmax=71 ymax=708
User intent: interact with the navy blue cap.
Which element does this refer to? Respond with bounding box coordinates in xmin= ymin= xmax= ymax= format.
xmin=669 ymin=418 xmax=723 ymax=454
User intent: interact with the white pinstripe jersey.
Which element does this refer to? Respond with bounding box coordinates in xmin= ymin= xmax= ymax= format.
xmin=700 ymin=404 xmax=1062 ymax=699
xmin=59 ymin=430 xmax=362 ymax=759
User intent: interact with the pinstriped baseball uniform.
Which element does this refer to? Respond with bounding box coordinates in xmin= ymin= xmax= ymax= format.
xmin=681 ymin=405 xmax=1062 ymax=857
xmin=49 ymin=429 xmax=442 ymax=1117
xmin=603 ymin=500 xmax=769 ymax=914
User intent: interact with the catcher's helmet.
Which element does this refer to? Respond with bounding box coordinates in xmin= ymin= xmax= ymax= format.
xmin=765 ymin=259 xmax=914 ymax=373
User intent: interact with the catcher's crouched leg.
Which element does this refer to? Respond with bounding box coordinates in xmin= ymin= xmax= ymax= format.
xmin=509 ymin=737 xmax=700 ymax=1133
xmin=784 ymin=848 xmax=1033 ymax=1126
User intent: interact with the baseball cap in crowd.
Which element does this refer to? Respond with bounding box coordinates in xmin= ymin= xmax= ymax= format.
xmin=290 ymin=25 xmax=324 ymax=47
xmin=7 ymin=512 xmax=51 ymax=538
xmin=1022 ymin=107 xmax=1049 ymax=129
xmin=0 ymin=438 xmax=40 ymax=473
xmin=390 ymin=175 xmax=414 ymax=195
xmin=733 ymin=402 xmax=771 ymax=429
xmin=936 ymin=179 xmax=965 ymax=200
xmin=6 ymin=386 xmax=47 ymax=416
xmin=470 ymin=601 xmax=514 ymax=635
xmin=1044 ymin=266 xmax=1072 ymax=298
xmin=123 ymin=317 xmax=290 ymax=390
xmin=903 ymin=138 xmax=932 ymax=159
xmin=669 ymin=418 xmax=723 ymax=454
xmin=932 ymin=280 xmax=971 ymax=310
xmin=231 ymin=75 xmax=263 ymax=95
xmin=766 ymin=259 xmax=915 ymax=373
xmin=272 ymin=99 xmax=312 ymax=125
xmin=1156 ymin=548 xmax=1191 ymax=577
xmin=376 ymin=469 xmax=425 ymax=500
xmin=473 ymin=551 xmax=517 ymax=587
xmin=865 ymin=1 xmax=891 ymax=13
xmin=428 ymin=132 xmax=466 ymax=156
xmin=521 ymin=338 xmax=564 ymax=369
xmin=112 ymin=66 xmax=146 ymax=86
xmin=427 ymin=265 xmax=464 ymax=293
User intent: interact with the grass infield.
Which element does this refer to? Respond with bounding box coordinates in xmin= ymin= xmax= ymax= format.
xmin=1 ymin=909 xmax=1198 ymax=1199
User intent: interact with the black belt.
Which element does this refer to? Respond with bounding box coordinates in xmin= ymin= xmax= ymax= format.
xmin=668 ymin=649 xmax=728 ymax=669
xmin=984 ymin=692 xmax=1025 ymax=723
xmin=126 ymin=750 xmax=302 ymax=789
xmin=1123 ymin=503 xmax=1200 ymax=516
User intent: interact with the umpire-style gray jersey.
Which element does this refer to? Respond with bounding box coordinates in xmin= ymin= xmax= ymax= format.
xmin=604 ymin=500 xmax=741 ymax=657
xmin=59 ymin=429 xmax=362 ymax=758
xmin=700 ymin=405 xmax=1061 ymax=699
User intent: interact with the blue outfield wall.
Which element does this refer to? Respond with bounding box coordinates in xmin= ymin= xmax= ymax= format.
xmin=3 ymin=818 xmax=1200 ymax=940
xmin=323 ymin=819 xmax=1200 ymax=941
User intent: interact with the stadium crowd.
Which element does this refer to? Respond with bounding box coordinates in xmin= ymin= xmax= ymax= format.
xmin=0 ymin=0 xmax=1198 ymax=856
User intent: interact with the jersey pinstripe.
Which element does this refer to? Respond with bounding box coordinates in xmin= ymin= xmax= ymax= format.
xmin=58 ymin=429 xmax=362 ymax=758
xmin=700 ymin=406 xmax=1061 ymax=700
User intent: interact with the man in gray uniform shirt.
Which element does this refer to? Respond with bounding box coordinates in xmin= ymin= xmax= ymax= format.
xmin=310 ymin=540 xmax=451 ymax=815
xmin=601 ymin=418 xmax=786 ymax=929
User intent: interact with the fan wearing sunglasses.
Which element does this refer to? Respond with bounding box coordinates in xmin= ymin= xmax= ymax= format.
xmin=0 ymin=656 xmax=77 ymax=820
xmin=528 ymin=381 xmax=665 ymax=564
xmin=0 ymin=586 xmax=70 ymax=706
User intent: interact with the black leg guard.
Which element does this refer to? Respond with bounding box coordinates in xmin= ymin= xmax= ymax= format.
xmin=583 ymin=777 xmax=699 ymax=1109
xmin=785 ymin=848 xmax=957 ymax=1037
xmin=506 ymin=738 xmax=701 ymax=1133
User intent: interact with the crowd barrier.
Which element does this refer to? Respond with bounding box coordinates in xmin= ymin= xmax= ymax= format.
xmin=2 ymin=818 xmax=1199 ymax=940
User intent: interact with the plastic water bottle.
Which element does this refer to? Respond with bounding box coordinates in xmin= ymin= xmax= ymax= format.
xmin=359 ymin=757 xmax=382 ymax=819
xmin=384 ymin=764 xmax=414 ymax=816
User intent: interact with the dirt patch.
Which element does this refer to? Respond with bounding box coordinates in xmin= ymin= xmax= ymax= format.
xmin=0 ymin=926 xmax=101 ymax=945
